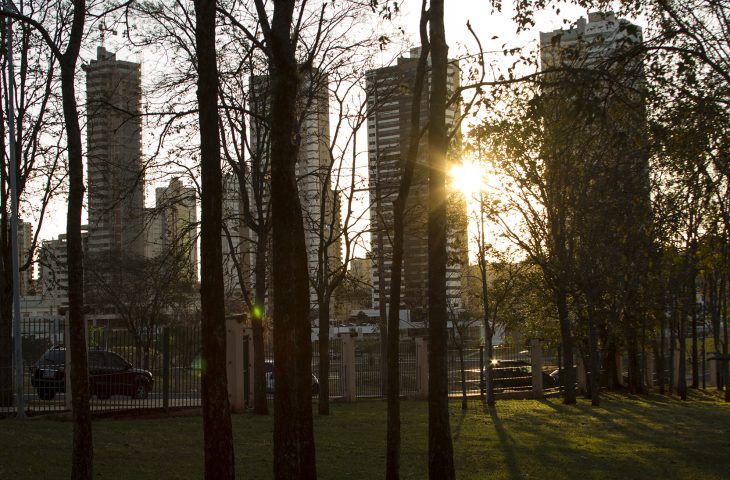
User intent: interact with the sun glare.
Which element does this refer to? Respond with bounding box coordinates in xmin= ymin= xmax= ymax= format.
xmin=449 ymin=160 xmax=486 ymax=196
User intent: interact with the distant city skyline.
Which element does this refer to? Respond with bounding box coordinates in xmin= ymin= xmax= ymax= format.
xmin=31 ymin=3 xmax=624 ymax=257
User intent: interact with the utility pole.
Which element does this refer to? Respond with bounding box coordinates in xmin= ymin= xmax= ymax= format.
xmin=2 ymin=3 xmax=25 ymax=418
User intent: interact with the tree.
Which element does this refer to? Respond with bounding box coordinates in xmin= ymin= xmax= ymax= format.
xmin=0 ymin=0 xmax=65 ymax=408
xmin=193 ymin=0 xmax=235 ymax=476
xmin=2 ymin=0 xmax=93 ymax=476
xmin=471 ymin=84 xmax=578 ymax=405
xmin=311 ymin=72 xmax=369 ymax=415
xmin=85 ymin=249 xmax=197 ymax=368
xmin=218 ymin=45 xmax=273 ymax=416
xmin=380 ymin=4 xmax=430 ymax=477
xmin=426 ymin=0 xmax=456 ymax=477
xmin=250 ymin=0 xmax=319 ymax=475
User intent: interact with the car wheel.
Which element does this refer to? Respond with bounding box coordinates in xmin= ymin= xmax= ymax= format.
xmin=38 ymin=388 xmax=55 ymax=400
xmin=133 ymin=380 xmax=149 ymax=400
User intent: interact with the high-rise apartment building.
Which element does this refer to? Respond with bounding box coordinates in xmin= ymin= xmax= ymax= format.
xmin=540 ymin=11 xmax=643 ymax=69
xmin=366 ymin=48 xmax=467 ymax=316
xmin=83 ymin=46 xmax=145 ymax=258
xmin=221 ymin=172 xmax=249 ymax=307
xmin=228 ymin=71 xmax=340 ymax=311
xmin=17 ymin=220 xmax=34 ymax=295
xmin=539 ymin=11 xmax=648 ymax=190
xmin=38 ymin=230 xmax=89 ymax=307
xmin=144 ymin=177 xmax=198 ymax=280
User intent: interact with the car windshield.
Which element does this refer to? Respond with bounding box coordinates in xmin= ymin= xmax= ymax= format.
xmin=41 ymin=350 xmax=64 ymax=365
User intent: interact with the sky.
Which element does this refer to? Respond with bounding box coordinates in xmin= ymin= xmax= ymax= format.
xmin=32 ymin=0 xmax=610 ymax=260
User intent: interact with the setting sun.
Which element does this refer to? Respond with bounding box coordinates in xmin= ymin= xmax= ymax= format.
xmin=449 ymin=160 xmax=487 ymax=196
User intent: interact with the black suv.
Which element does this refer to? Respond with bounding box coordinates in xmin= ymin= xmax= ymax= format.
xmin=31 ymin=346 xmax=153 ymax=400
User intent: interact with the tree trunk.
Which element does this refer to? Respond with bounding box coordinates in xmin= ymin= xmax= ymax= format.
xmin=657 ymin=325 xmax=665 ymax=395
xmin=485 ymin=337 xmax=495 ymax=406
xmin=458 ymin=345 xmax=467 ymax=410
xmin=626 ymin=323 xmax=644 ymax=394
xmin=603 ymin=341 xmax=621 ymax=390
xmin=318 ymin=296 xmax=330 ymax=415
xmin=678 ymin=317 xmax=687 ymax=400
xmin=252 ymin=233 xmax=268 ymax=415
xmin=710 ymin=273 xmax=722 ymax=391
xmin=479 ymin=192 xmax=495 ymax=407
xmin=0 ymin=89 xmax=12 ymax=407
xmin=691 ymin=279 xmax=699 ymax=389
xmin=427 ymin=2 xmax=455 ymax=478
xmin=0 ymin=218 xmax=12 ymax=408
xmin=377 ymin=221 xmax=388 ymax=397
xmin=268 ymin=1 xmax=317 ymax=477
xmin=194 ymin=0 xmax=235 ymax=477
xmin=587 ymin=306 xmax=600 ymax=406
xmin=720 ymin=275 xmax=730 ymax=402
xmin=384 ymin=17 xmax=430 ymax=480
xmin=669 ymin=309 xmax=676 ymax=395
xmin=555 ymin=289 xmax=576 ymax=404
xmin=59 ymin=2 xmax=92 ymax=476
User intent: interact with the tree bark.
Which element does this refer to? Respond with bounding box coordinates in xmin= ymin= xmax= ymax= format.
xmin=194 ymin=0 xmax=235 ymax=477
xmin=318 ymin=297 xmax=330 ymax=415
xmin=587 ymin=306 xmax=600 ymax=406
xmin=427 ymin=2 xmax=456 ymax=478
xmin=691 ymin=275 xmax=699 ymax=389
xmin=458 ymin=345 xmax=467 ymax=410
xmin=669 ymin=306 xmax=676 ymax=395
xmin=657 ymin=323 xmax=665 ymax=395
xmin=0 ymin=104 xmax=11 ymax=406
xmin=384 ymin=10 xmax=429 ymax=479
xmin=555 ymin=288 xmax=576 ymax=404
xmin=266 ymin=0 xmax=317 ymax=476
xmin=59 ymin=2 xmax=92 ymax=477
xmin=252 ymin=234 xmax=268 ymax=415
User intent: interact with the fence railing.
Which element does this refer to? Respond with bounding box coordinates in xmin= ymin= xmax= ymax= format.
xmin=1 ymin=318 xmax=202 ymax=416
xmin=4 ymin=318 xmax=569 ymax=417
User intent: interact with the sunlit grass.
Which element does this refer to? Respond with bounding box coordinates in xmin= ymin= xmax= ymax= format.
xmin=1 ymin=391 xmax=728 ymax=479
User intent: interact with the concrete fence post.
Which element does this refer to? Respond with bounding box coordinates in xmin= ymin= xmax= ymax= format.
xmin=339 ymin=332 xmax=357 ymax=402
xmin=576 ymin=356 xmax=587 ymax=394
xmin=415 ymin=336 xmax=429 ymax=400
xmin=615 ymin=350 xmax=624 ymax=387
xmin=226 ymin=318 xmax=245 ymax=413
xmin=708 ymin=356 xmax=717 ymax=387
xmin=531 ymin=339 xmax=543 ymax=396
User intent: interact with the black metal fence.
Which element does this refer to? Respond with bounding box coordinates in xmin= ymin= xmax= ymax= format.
xmin=3 ymin=317 xmax=202 ymax=416
xmin=3 ymin=317 xmax=567 ymax=417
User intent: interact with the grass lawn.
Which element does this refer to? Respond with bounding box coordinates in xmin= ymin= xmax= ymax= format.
xmin=1 ymin=391 xmax=729 ymax=479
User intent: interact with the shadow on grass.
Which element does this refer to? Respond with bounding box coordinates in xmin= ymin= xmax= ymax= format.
xmin=484 ymin=404 xmax=522 ymax=480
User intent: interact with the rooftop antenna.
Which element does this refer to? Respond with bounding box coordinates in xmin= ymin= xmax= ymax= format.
xmin=99 ymin=20 xmax=117 ymax=47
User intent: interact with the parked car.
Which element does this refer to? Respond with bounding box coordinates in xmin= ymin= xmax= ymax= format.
xmin=264 ymin=361 xmax=319 ymax=395
xmin=481 ymin=360 xmax=557 ymax=392
xmin=31 ymin=346 xmax=153 ymax=401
